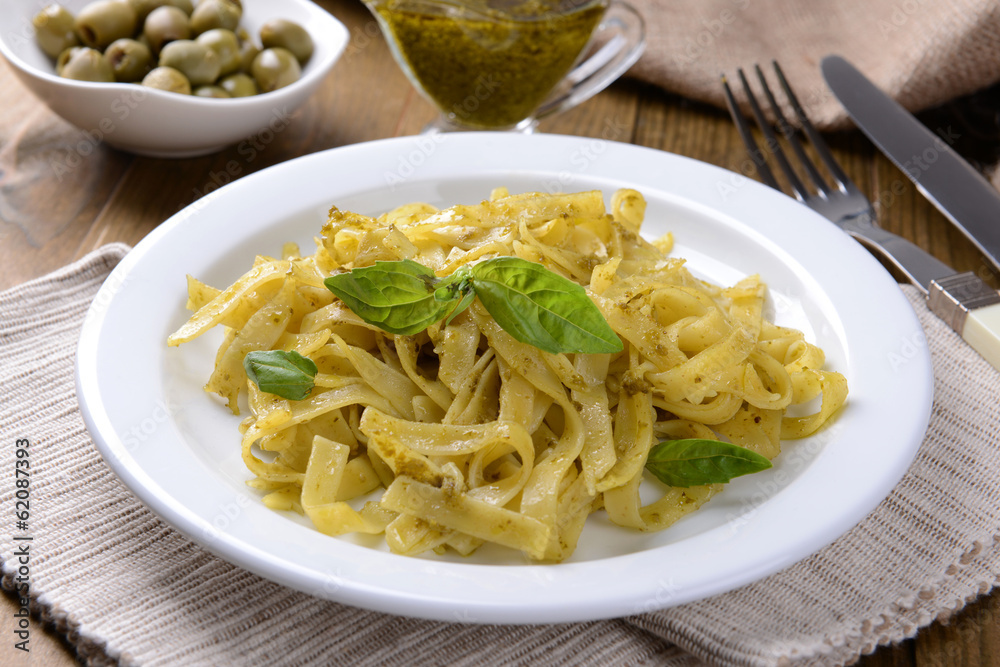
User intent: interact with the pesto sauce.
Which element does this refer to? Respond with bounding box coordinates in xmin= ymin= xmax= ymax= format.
xmin=375 ymin=0 xmax=606 ymax=128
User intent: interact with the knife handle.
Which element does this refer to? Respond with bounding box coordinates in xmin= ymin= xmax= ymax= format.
xmin=928 ymin=273 xmax=1000 ymax=371
xmin=963 ymin=303 xmax=1000 ymax=371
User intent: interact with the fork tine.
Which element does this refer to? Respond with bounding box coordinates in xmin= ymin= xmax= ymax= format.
xmin=753 ymin=64 xmax=831 ymax=196
xmin=771 ymin=61 xmax=857 ymax=193
xmin=735 ymin=68 xmax=809 ymax=201
xmin=721 ymin=74 xmax=779 ymax=190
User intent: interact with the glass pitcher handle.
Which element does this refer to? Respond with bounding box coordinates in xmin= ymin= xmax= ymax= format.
xmin=533 ymin=1 xmax=646 ymax=120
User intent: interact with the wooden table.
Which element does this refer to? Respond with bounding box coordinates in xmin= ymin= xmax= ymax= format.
xmin=3 ymin=1 xmax=999 ymax=664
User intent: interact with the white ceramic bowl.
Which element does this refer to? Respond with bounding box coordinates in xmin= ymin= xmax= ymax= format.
xmin=0 ymin=0 xmax=349 ymax=157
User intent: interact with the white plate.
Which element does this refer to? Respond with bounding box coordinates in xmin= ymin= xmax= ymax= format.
xmin=76 ymin=133 xmax=933 ymax=623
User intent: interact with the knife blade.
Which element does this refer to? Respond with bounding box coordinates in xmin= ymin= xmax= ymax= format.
xmin=821 ymin=54 xmax=1000 ymax=370
xmin=821 ymin=55 xmax=1000 ymax=276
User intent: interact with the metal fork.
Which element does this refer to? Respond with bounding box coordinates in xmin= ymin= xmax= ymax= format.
xmin=722 ymin=62 xmax=951 ymax=295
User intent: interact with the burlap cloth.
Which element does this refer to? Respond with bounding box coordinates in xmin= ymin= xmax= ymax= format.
xmin=3 ymin=240 xmax=1000 ymax=667
xmin=629 ymin=0 xmax=1000 ymax=128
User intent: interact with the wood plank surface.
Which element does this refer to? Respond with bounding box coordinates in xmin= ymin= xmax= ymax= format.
xmin=2 ymin=0 xmax=999 ymax=664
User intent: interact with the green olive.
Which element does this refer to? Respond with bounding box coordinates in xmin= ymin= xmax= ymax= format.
xmin=75 ymin=0 xmax=138 ymax=50
xmin=218 ymin=71 xmax=257 ymax=97
xmin=56 ymin=46 xmax=83 ymax=75
xmin=251 ymin=47 xmax=300 ymax=93
xmin=193 ymin=84 xmax=230 ymax=98
xmin=58 ymin=46 xmax=114 ymax=81
xmin=238 ymin=37 xmax=259 ymax=73
xmin=33 ymin=5 xmax=80 ymax=59
xmin=260 ymin=19 xmax=313 ymax=65
xmin=128 ymin=0 xmax=161 ymax=21
xmin=141 ymin=65 xmax=191 ymax=93
xmin=142 ymin=5 xmax=191 ymax=53
xmin=196 ymin=29 xmax=240 ymax=76
xmin=167 ymin=0 xmax=194 ymax=14
xmin=158 ymin=39 xmax=220 ymax=86
xmin=189 ymin=0 xmax=241 ymax=35
xmin=105 ymin=38 xmax=152 ymax=82
xmin=128 ymin=0 xmax=193 ymax=21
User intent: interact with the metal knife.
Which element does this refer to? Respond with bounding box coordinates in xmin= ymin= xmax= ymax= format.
xmin=822 ymin=54 xmax=1000 ymax=370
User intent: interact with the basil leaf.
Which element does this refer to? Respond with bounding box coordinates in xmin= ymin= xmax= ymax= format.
xmin=644 ymin=438 xmax=772 ymax=487
xmin=443 ymin=288 xmax=477 ymax=326
xmin=324 ymin=259 xmax=457 ymax=335
xmin=243 ymin=350 xmax=318 ymax=401
xmin=322 ymin=256 xmax=623 ymax=355
xmin=469 ymin=257 xmax=623 ymax=354
xmin=433 ymin=266 xmax=477 ymax=326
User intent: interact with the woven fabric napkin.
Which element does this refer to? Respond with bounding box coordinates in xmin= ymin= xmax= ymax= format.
xmin=3 ymin=244 xmax=1000 ymax=667
xmin=628 ymin=0 xmax=1000 ymax=128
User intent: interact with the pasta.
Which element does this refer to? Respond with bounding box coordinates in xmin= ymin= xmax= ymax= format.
xmin=167 ymin=188 xmax=848 ymax=562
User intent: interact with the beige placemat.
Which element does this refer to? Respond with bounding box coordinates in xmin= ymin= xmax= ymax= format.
xmin=3 ymin=244 xmax=1000 ymax=666
xmin=628 ymin=0 xmax=1000 ymax=127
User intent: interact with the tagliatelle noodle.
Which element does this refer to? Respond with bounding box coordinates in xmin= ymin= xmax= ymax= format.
xmin=166 ymin=188 xmax=848 ymax=562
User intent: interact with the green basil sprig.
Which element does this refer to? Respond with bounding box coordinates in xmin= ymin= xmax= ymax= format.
xmin=324 ymin=257 xmax=623 ymax=355
xmin=243 ymin=350 xmax=318 ymax=401
xmin=322 ymin=258 xmax=454 ymax=335
xmin=645 ymin=438 xmax=772 ymax=487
